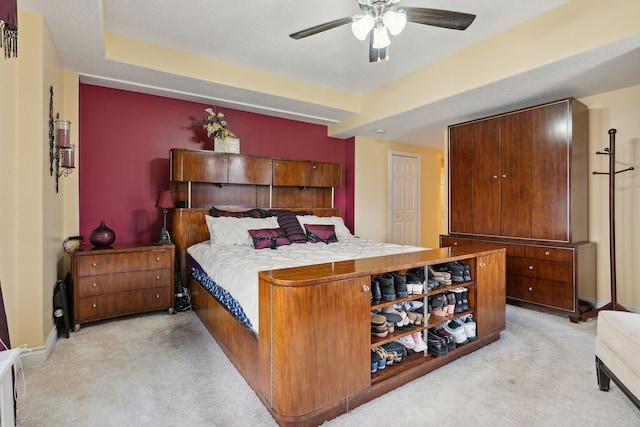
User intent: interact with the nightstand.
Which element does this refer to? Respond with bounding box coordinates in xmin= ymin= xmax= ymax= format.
xmin=71 ymin=243 xmax=175 ymax=330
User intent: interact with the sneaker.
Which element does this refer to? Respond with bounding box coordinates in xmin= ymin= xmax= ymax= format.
xmin=396 ymin=335 xmax=416 ymax=350
xmin=412 ymin=332 xmax=428 ymax=352
xmin=443 ymin=319 xmax=469 ymax=345
xmin=390 ymin=272 xmax=409 ymax=298
xmin=430 ymin=294 xmax=448 ymax=317
xmin=447 ymin=261 xmax=466 ymax=283
xmin=451 ymin=288 xmax=465 ymax=313
xmin=461 ymin=315 xmax=477 ymax=341
xmin=378 ymin=274 xmax=396 ymax=301
xmin=445 ymin=292 xmax=456 ymax=315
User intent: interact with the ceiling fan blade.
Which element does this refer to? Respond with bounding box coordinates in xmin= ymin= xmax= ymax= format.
xmin=289 ymin=17 xmax=354 ymax=39
xmin=404 ymin=7 xmax=476 ymax=31
xmin=369 ymin=34 xmax=388 ymax=63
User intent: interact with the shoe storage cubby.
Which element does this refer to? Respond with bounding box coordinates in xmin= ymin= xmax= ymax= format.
xmin=258 ymin=242 xmax=505 ymax=426
xmin=369 ymin=257 xmax=483 ymax=384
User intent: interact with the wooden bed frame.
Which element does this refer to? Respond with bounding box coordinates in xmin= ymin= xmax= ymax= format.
xmin=172 ymin=207 xmax=507 ymax=426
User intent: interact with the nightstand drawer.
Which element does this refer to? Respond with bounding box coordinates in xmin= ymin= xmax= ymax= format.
xmin=76 ymin=269 xmax=171 ymax=297
xmin=507 ymin=275 xmax=573 ymax=310
xmin=76 ymin=249 xmax=172 ymax=276
xmin=76 ymin=288 xmax=173 ymax=321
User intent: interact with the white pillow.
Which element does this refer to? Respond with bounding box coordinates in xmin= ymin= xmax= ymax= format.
xmin=205 ymin=215 xmax=279 ymax=246
xmin=297 ymin=215 xmax=354 ymax=240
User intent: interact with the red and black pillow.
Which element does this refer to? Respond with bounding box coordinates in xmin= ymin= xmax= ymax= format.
xmin=268 ymin=209 xmax=312 ymax=243
xmin=248 ymin=228 xmax=291 ymax=250
xmin=210 ymin=206 xmax=267 ymax=218
xmin=304 ymin=224 xmax=338 ymax=244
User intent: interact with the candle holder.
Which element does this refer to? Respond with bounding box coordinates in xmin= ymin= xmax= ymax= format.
xmin=48 ymin=86 xmax=76 ymax=193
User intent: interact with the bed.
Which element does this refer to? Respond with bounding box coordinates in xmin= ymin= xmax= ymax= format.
xmin=172 ymin=207 xmax=507 ymax=426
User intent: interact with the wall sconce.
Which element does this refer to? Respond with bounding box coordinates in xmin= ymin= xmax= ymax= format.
xmin=155 ymin=190 xmax=175 ymax=245
xmin=48 ymin=86 xmax=75 ymax=193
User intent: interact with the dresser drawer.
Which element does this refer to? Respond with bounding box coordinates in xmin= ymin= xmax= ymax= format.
xmin=507 ymin=275 xmax=574 ymax=310
xmin=524 ymin=246 xmax=573 ymax=262
xmin=506 ymin=257 xmax=573 ymax=283
xmin=76 ymin=249 xmax=172 ymax=277
xmin=76 ymin=288 xmax=173 ymax=321
xmin=76 ymin=269 xmax=172 ymax=297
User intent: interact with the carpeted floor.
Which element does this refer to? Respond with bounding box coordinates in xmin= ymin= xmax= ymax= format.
xmin=16 ymin=304 xmax=640 ymax=426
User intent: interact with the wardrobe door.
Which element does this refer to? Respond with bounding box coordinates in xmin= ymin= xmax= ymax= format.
xmin=471 ymin=118 xmax=501 ymax=236
xmin=448 ymin=124 xmax=475 ymax=234
xmin=499 ymin=110 xmax=532 ymax=238
xmin=531 ymin=101 xmax=569 ymax=241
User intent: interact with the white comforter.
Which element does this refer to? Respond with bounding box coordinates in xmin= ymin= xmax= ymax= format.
xmin=187 ymin=238 xmax=427 ymax=333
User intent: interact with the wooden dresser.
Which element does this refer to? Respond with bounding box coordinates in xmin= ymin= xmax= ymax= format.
xmin=441 ymin=98 xmax=596 ymax=321
xmin=72 ymin=244 xmax=175 ymax=329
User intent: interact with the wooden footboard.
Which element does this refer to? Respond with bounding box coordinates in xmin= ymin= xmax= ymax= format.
xmin=189 ymin=274 xmax=260 ymax=392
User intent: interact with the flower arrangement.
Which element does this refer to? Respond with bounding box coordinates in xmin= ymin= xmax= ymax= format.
xmin=203 ymin=108 xmax=236 ymax=140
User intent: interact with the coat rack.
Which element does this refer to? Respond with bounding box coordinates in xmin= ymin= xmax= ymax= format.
xmin=581 ymin=129 xmax=634 ymax=321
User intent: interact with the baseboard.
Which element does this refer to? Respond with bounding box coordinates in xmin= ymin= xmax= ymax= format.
xmin=17 ymin=325 xmax=57 ymax=369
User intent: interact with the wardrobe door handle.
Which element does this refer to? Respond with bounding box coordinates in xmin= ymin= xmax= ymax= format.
xmin=479 ymin=262 xmax=486 ymax=268
xmin=502 ymin=174 xmax=507 ymax=178
xmin=363 ymin=285 xmax=370 ymax=292
xmin=528 ymin=287 xmax=533 ymax=291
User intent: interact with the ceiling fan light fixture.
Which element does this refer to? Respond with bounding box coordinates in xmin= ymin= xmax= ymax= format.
xmin=351 ymin=15 xmax=375 ymax=40
xmin=372 ymin=25 xmax=390 ymax=49
xmin=382 ymin=10 xmax=406 ymax=35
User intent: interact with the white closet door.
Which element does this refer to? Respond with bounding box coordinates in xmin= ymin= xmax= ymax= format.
xmin=389 ymin=152 xmax=420 ymax=245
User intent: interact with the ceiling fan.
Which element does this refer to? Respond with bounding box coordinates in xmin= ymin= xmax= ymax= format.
xmin=289 ymin=0 xmax=476 ymax=63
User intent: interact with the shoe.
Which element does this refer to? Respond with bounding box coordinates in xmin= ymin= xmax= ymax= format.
xmin=443 ymin=319 xmax=469 ymax=345
xmin=461 ymin=315 xmax=477 ymax=341
xmin=461 ymin=288 xmax=469 ymax=311
xmin=451 ymin=288 xmax=465 ymax=313
xmin=396 ymin=335 xmax=417 ymax=350
xmin=429 ymin=265 xmax=451 ymax=279
xmin=412 ymin=332 xmax=428 ymax=352
xmin=461 ymin=263 xmax=472 ymax=281
xmin=378 ymin=274 xmax=396 ymax=301
xmin=371 ymin=313 xmax=387 ymax=327
xmin=372 ymin=347 xmax=388 ymax=369
xmin=383 ymin=341 xmax=405 ymax=363
xmin=391 ymin=272 xmax=409 ymax=298
xmin=427 ymin=331 xmax=448 ymax=356
xmin=371 ymin=324 xmax=388 ymax=338
xmin=430 ymin=294 xmax=448 ymax=317
xmin=447 ymin=262 xmax=466 ymax=283
xmin=371 ymin=351 xmax=381 ymax=373
xmin=371 ymin=278 xmax=382 ymax=303
xmin=431 ymin=326 xmax=456 ymax=352
xmin=445 ymin=292 xmax=456 ymax=315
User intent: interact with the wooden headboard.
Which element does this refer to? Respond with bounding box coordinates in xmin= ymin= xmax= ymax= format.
xmin=173 ymin=207 xmax=340 ymax=287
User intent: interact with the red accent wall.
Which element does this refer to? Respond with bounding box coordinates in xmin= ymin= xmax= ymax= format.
xmin=79 ymin=84 xmax=354 ymax=245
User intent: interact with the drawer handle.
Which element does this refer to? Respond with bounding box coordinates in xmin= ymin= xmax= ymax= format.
xmin=528 ymin=287 xmax=533 ymax=291
xmin=528 ymin=265 xmax=534 ymax=270
xmin=156 ymin=275 xmax=161 ymax=280
xmin=156 ymin=294 xmax=160 ymax=299
xmin=479 ymin=262 xmax=486 ymax=268
xmin=544 ymin=251 xmax=550 ymax=256
xmin=492 ymin=175 xmax=498 ymax=179
xmin=92 ymin=283 xmax=97 ymax=288
xmin=156 ymin=257 xmax=161 ymax=261
xmin=92 ymin=262 xmax=97 ymax=267
xmin=453 ymin=242 xmax=458 ymax=246
xmin=502 ymin=174 xmax=507 ymax=178
xmin=363 ymin=285 xmax=370 ymax=292
xmin=92 ymin=303 xmax=97 ymax=308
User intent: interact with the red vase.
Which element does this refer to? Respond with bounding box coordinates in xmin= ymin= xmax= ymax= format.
xmin=89 ymin=219 xmax=116 ymax=247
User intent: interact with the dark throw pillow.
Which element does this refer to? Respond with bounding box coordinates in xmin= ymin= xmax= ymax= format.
xmin=304 ymin=224 xmax=338 ymax=244
xmin=210 ymin=207 xmax=267 ymax=218
xmin=248 ymin=228 xmax=291 ymax=250
xmin=268 ymin=209 xmax=311 ymax=243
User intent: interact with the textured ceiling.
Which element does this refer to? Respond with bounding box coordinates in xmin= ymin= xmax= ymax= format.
xmin=17 ymin=0 xmax=640 ymax=148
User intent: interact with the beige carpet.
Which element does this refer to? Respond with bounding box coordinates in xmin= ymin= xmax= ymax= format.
xmin=16 ymin=304 xmax=640 ymax=427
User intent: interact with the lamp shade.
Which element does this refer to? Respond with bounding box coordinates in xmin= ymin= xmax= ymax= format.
xmin=383 ymin=10 xmax=406 ymax=35
xmin=155 ymin=190 xmax=175 ymax=209
xmin=351 ymin=14 xmax=374 ymax=40
xmin=372 ymin=25 xmax=390 ymax=49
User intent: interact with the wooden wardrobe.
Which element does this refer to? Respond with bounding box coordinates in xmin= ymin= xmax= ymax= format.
xmin=441 ymin=98 xmax=596 ymax=321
